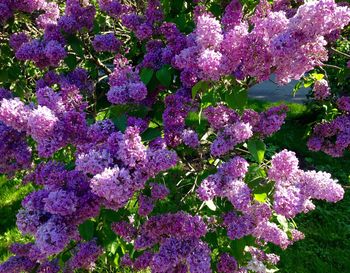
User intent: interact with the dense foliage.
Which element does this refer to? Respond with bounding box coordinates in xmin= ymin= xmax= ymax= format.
xmin=0 ymin=0 xmax=349 ymax=272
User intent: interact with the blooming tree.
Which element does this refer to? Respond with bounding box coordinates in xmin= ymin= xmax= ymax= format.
xmin=0 ymin=0 xmax=349 ymax=272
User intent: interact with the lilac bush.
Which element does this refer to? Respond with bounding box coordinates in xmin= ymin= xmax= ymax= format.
xmin=0 ymin=0 xmax=349 ymax=272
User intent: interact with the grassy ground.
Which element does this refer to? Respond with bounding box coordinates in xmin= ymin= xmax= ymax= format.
xmin=249 ymin=99 xmax=350 ymax=273
xmin=0 ymin=100 xmax=349 ymax=272
xmin=0 ymin=176 xmax=34 ymax=262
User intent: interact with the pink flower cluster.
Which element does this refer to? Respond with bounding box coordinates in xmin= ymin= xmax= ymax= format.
xmin=174 ymin=0 xmax=350 ymax=85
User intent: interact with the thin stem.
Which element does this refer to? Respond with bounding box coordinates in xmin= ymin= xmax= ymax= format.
xmin=321 ymin=64 xmax=342 ymax=70
xmin=82 ymin=33 xmax=112 ymax=75
xmin=90 ymin=54 xmax=112 ymax=75
xmin=318 ymin=66 xmax=329 ymax=80
xmin=331 ymin=47 xmax=350 ymax=58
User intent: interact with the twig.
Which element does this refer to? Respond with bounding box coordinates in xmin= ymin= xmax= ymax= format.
xmin=331 ymin=47 xmax=350 ymax=59
xmin=91 ymin=55 xmax=112 ymax=75
xmin=321 ymin=64 xmax=342 ymax=70
xmin=82 ymin=33 xmax=112 ymax=75
xmin=181 ymin=175 xmax=198 ymax=202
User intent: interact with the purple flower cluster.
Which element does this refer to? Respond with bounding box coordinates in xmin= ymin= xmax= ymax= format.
xmin=313 ymin=79 xmax=331 ymax=100
xmin=221 ymin=0 xmax=243 ymax=31
xmin=337 ymin=96 xmax=350 ymax=112
xmin=204 ymin=104 xmax=288 ymax=156
xmin=16 ymin=163 xmax=100 ymax=258
xmin=222 ymin=204 xmax=291 ymax=249
xmin=0 ymin=255 xmax=37 ymax=273
xmin=247 ymin=246 xmax=280 ymax=265
xmin=0 ymin=122 xmax=32 ymax=176
xmin=135 ymin=212 xmax=207 ymax=250
xmin=0 ymin=97 xmax=31 ymax=132
xmin=9 ymin=33 xmax=29 ymax=51
xmin=58 ymin=0 xmax=96 ymax=33
xmin=138 ymin=194 xmax=155 ymax=216
xmin=115 ymin=212 xmax=211 ymax=272
xmin=211 ymin=121 xmax=253 ymax=157
xmin=111 ymin=221 xmax=137 ymax=242
xmin=150 ymin=183 xmax=169 ymax=200
xmin=0 ymin=88 xmax=32 ymax=176
xmin=136 ymin=183 xmax=170 ymax=217
xmin=127 ymin=116 xmax=149 ymax=133
xmin=98 ymin=0 xmax=124 ymax=18
xmin=198 ymin=156 xmax=251 ymax=211
xmin=308 ymin=114 xmax=350 ymax=157
xmin=269 ymin=150 xmax=344 ymax=217
xmin=119 ymin=0 xmax=163 ymax=41
xmin=174 ymin=13 xmax=225 ymax=85
xmin=0 ymin=75 xmax=89 ymax=158
xmin=107 ymin=55 xmax=148 ymax=104
xmin=140 ymin=40 xmax=164 ymax=70
xmin=66 ymin=240 xmax=103 ymax=271
xmin=14 ymin=37 xmax=66 ymax=69
xmin=77 ymin=124 xmax=177 ymax=210
xmin=217 ymin=253 xmax=238 ymax=273
xmin=182 ymin=129 xmax=200 ymax=148
xmin=36 ymin=2 xmax=60 ymax=29
xmin=152 ymin=237 xmax=211 ymax=273
xmin=0 ymin=0 xmax=47 ymax=24
xmin=162 ymin=89 xmax=194 ymax=147
xmin=136 ymin=21 xmax=188 ymax=71
xmin=92 ymin=33 xmax=122 ymax=52
xmin=173 ymin=0 xmax=350 ymax=85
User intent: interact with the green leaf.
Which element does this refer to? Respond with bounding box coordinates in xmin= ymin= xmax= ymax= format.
xmin=107 ymin=241 xmax=119 ymax=255
xmin=209 ymin=3 xmax=222 ymax=16
xmin=156 ymin=66 xmax=172 ymax=87
xmin=205 ymin=200 xmax=217 ymax=211
xmin=192 ymin=81 xmax=209 ymax=99
xmin=171 ymin=0 xmax=184 ymax=13
xmin=254 ymin=193 xmax=267 ymax=203
xmin=312 ymin=73 xmax=324 ymax=81
xmin=67 ymin=36 xmax=84 ymax=57
xmin=96 ymin=110 xmax=108 ymax=121
xmin=304 ymin=80 xmax=313 ymax=88
xmin=230 ymin=237 xmax=246 ymax=262
xmin=78 ymin=220 xmax=95 ymax=241
xmin=112 ymin=114 xmax=127 ymax=132
xmin=113 ymin=253 xmax=120 ymax=266
xmin=225 ymin=87 xmax=247 ymax=110
xmin=140 ymin=68 xmax=154 ymax=85
xmin=247 ymin=139 xmax=266 ymax=164
xmin=141 ymin=128 xmax=161 ymax=142
xmin=0 ymin=69 xmax=8 ymax=83
xmin=292 ymin=80 xmax=303 ymax=96
xmin=8 ymin=65 xmax=21 ymax=80
xmin=64 ymin=54 xmax=77 ymax=69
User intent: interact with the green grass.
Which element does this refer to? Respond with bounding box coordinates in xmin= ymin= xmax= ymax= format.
xmin=0 ymin=176 xmax=34 ymax=262
xmin=0 ymin=100 xmax=349 ymax=273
